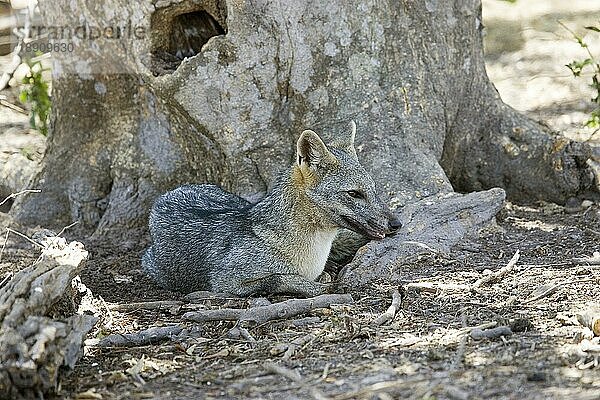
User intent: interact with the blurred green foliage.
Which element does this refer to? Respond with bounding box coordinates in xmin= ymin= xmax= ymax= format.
xmin=561 ymin=21 xmax=600 ymax=131
xmin=19 ymin=58 xmax=51 ymax=136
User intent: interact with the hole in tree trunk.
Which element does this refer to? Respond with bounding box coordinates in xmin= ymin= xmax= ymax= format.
xmin=149 ymin=4 xmax=226 ymax=76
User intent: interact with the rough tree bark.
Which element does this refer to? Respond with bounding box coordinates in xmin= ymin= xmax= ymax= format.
xmin=10 ymin=0 xmax=599 ymax=236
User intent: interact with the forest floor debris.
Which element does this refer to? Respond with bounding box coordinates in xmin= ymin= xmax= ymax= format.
xmin=2 ymin=201 xmax=598 ymax=399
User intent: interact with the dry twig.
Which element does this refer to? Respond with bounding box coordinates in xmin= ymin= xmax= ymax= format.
xmin=0 ymin=98 xmax=26 ymax=114
xmin=92 ymin=325 xmax=183 ymax=348
xmin=406 ymin=282 xmax=470 ymax=293
xmin=0 ymin=189 xmax=41 ymax=207
xmin=472 ymin=250 xmax=520 ymax=289
xmin=183 ymin=293 xmax=353 ymax=324
xmin=371 ymin=289 xmax=403 ymax=326
xmin=522 ymin=284 xmax=560 ymax=304
xmin=0 ymin=272 xmax=12 ymax=289
xmin=56 ymin=221 xmax=80 ymax=237
xmin=5 ymin=227 xmax=44 ymax=249
xmin=109 ymin=300 xmax=184 ymax=312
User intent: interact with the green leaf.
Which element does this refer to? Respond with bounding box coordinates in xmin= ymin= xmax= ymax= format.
xmin=585 ymin=109 xmax=600 ymax=128
xmin=584 ymin=26 xmax=600 ymax=33
xmin=566 ymin=58 xmax=593 ymax=76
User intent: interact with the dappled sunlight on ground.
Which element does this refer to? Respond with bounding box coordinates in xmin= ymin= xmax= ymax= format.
xmin=483 ymin=0 xmax=600 ymax=141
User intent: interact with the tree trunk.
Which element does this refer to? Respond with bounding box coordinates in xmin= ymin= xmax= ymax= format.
xmin=10 ymin=0 xmax=598 ymax=236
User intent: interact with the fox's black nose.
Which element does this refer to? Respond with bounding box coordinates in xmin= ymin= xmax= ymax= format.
xmin=388 ymin=215 xmax=402 ymax=232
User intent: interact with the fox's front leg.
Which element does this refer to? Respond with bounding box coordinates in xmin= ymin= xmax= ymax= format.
xmin=237 ymin=273 xmax=333 ymax=298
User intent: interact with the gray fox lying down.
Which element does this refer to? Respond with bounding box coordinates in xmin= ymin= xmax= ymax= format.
xmin=143 ymin=122 xmax=401 ymax=297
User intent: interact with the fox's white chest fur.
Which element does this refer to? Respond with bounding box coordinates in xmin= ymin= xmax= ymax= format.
xmin=293 ymin=229 xmax=338 ymax=280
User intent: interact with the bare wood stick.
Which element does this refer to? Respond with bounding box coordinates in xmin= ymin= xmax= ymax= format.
xmin=183 ymin=294 xmax=353 ymax=324
xmin=371 ymin=289 xmax=402 ymax=326
xmin=0 ymin=272 xmax=12 ymax=289
xmin=92 ymin=325 xmax=183 ymax=348
xmin=5 ymin=228 xmax=44 ymax=248
xmin=265 ymin=362 xmax=302 ymax=382
xmin=0 ymin=189 xmax=42 ymax=207
xmin=406 ymin=282 xmax=471 ymax=293
xmin=56 ymin=221 xmax=79 ymax=237
xmin=472 ymin=250 xmax=520 ymax=289
xmin=109 ymin=300 xmax=184 ymax=312
xmin=0 ymin=99 xmax=26 ymax=114
xmin=522 ymin=284 xmax=560 ymax=304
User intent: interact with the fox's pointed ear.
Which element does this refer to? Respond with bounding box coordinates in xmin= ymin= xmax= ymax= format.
xmin=330 ymin=120 xmax=358 ymax=159
xmin=297 ymin=130 xmax=336 ymax=169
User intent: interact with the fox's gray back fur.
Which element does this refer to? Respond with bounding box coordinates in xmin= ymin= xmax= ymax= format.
xmin=142 ymin=122 xmax=400 ymax=297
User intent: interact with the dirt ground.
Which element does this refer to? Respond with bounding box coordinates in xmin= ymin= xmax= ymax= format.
xmin=3 ymin=199 xmax=600 ymax=400
xmin=1 ymin=1 xmax=600 ymax=399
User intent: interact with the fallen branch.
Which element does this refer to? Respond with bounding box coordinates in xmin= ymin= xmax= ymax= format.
xmin=371 ymin=289 xmax=403 ymax=326
xmin=91 ymin=325 xmax=183 ymax=348
xmin=472 ymin=250 xmax=520 ymax=289
xmin=183 ymin=294 xmax=353 ymax=324
xmin=0 ymin=238 xmax=95 ymax=398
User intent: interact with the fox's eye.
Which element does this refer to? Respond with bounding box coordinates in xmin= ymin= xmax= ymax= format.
xmin=346 ymin=190 xmax=365 ymax=200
